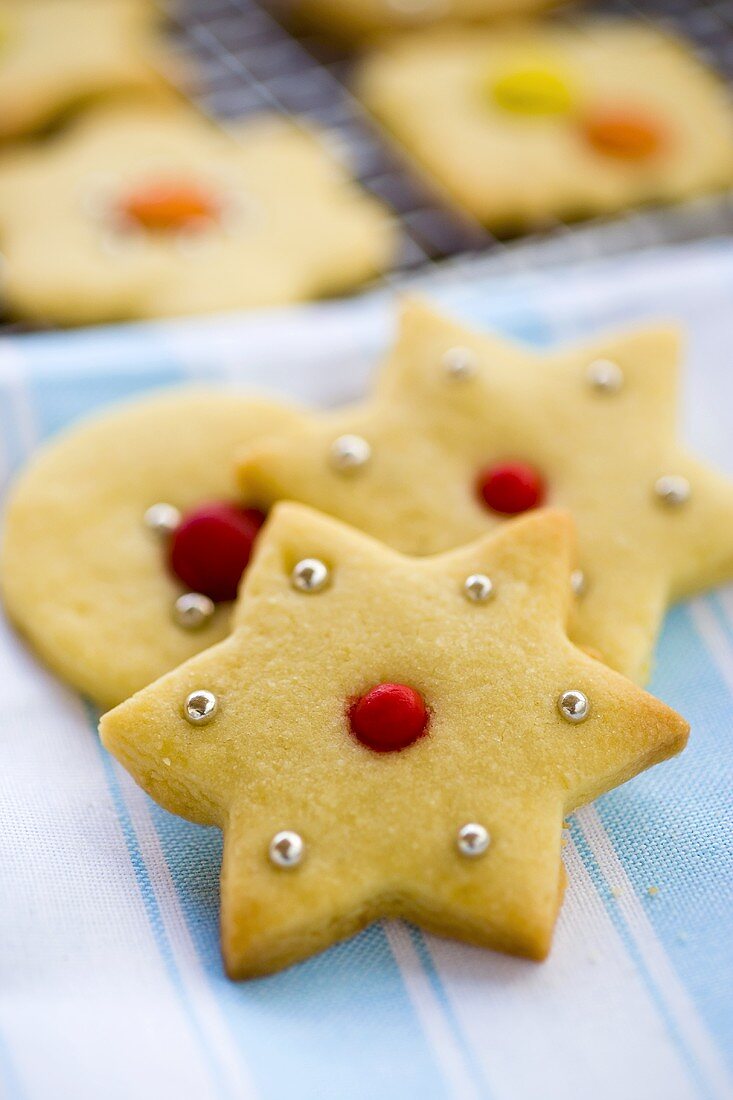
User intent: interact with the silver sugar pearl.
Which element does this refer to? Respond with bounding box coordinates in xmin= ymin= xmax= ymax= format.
xmin=571 ymin=569 xmax=587 ymax=597
xmin=291 ymin=558 xmax=330 ymax=593
xmin=442 ymin=345 xmax=478 ymax=381
xmin=144 ymin=501 xmax=181 ymax=537
xmin=184 ymin=689 xmax=218 ymax=725
xmin=329 ymin=434 xmax=371 ymax=473
xmin=587 ymin=358 xmax=624 ymax=394
xmin=654 ymin=475 xmax=691 ymax=507
xmin=269 ymin=830 xmax=304 ymax=868
xmin=557 ymin=689 xmax=590 ymax=724
xmin=456 ymin=822 xmax=491 ymax=858
xmin=463 ymin=573 xmax=494 ymax=603
xmin=174 ymin=592 xmax=215 ymax=630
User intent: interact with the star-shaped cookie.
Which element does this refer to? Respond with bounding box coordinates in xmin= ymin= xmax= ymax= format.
xmin=357 ymin=21 xmax=733 ymax=226
xmin=238 ymin=298 xmax=733 ymax=683
xmin=0 ymin=102 xmax=396 ymax=323
xmin=0 ymin=0 xmax=173 ymax=141
xmin=101 ymin=503 xmax=687 ymax=978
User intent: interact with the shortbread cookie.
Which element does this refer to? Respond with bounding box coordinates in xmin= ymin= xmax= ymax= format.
xmin=238 ymin=298 xmax=733 ymax=684
xmin=0 ymin=388 xmax=303 ymax=708
xmin=357 ymin=21 xmax=733 ymax=227
xmin=0 ymin=0 xmax=173 ymax=141
xmin=0 ymin=103 xmax=396 ymax=324
xmin=101 ymin=504 xmax=688 ymax=978
xmin=283 ymin=0 xmax=561 ymax=40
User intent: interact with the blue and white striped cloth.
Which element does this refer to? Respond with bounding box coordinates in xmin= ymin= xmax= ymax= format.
xmin=1 ymin=239 xmax=732 ymax=1100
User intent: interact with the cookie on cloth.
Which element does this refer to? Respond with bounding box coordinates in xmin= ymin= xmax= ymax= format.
xmin=281 ymin=0 xmax=562 ymax=40
xmin=100 ymin=503 xmax=688 ymax=978
xmin=0 ymin=0 xmax=173 ymax=141
xmin=238 ymin=298 xmax=733 ymax=684
xmin=0 ymin=388 xmax=303 ymax=708
xmin=0 ymin=103 xmax=396 ymax=324
xmin=357 ymin=21 xmax=733 ymax=227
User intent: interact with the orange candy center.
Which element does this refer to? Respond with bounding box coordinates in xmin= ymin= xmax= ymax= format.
xmin=119 ymin=180 xmax=219 ymax=231
xmin=582 ymin=108 xmax=665 ymax=161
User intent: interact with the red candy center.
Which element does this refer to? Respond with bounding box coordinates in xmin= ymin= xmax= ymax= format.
xmin=168 ymin=503 xmax=266 ymax=603
xmin=582 ymin=108 xmax=665 ymax=162
xmin=119 ymin=180 xmax=219 ymax=232
xmin=349 ymin=683 xmax=428 ymax=753
xmin=477 ymin=462 xmax=545 ymax=515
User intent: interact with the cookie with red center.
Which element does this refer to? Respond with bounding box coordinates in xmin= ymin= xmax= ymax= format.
xmin=238 ymin=297 xmax=733 ymax=684
xmin=101 ymin=503 xmax=688 ymax=978
xmin=0 ymin=102 xmax=396 ymax=325
xmin=0 ymin=388 xmax=303 ymax=708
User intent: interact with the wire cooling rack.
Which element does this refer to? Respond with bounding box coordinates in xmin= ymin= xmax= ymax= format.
xmin=162 ymin=0 xmax=733 ymax=286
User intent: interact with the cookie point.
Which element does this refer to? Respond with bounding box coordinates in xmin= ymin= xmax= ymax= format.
xmin=349 ymin=683 xmax=428 ymax=753
xmin=477 ymin=463 xmax=545 ymax=516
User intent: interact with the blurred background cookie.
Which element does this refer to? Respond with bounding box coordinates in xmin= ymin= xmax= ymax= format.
xmin=357 ymin=20 xmax=733 ymax=229
xmin=0 ymin=0 xmax=175 ymax=141
xmin=274 ymin=0 xmax=564 ymax=39
xmin=0 ymin=2 xmax=731 ymax=329
xmin=0 ymin=101 xmax=397 ymax=323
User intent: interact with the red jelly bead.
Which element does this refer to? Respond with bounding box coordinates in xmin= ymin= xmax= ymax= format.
xmin=582 ymin=108 xmax=664 ymax=162
xmin=120 ymin=180 xmax=219 ymax=231
xmin=349 ymin=683 xmax=428 ymax=753
xmin=168 ymin=502 xmax=265 ymax=603
xmin=477 ymin=463 xmax=545 ymax=515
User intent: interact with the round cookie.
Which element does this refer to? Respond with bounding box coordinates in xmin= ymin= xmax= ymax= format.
xmin=1 ymin=388 xmax=303 ymax=709
xmin=282 ymin=0 xmax=562 ymax=40
xmin=0 ymin=0 xmax=173 ymax=141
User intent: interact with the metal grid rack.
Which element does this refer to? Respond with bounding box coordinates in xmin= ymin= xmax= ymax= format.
xmin=162 ymin=0 xmax=733 ymax=286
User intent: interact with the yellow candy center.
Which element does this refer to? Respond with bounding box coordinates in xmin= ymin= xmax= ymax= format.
xmin=490 ymin=67 xmax=575 ymax=116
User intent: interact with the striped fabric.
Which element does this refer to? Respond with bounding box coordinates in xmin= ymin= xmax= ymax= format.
xmin=1 ymin=239 xmax=732 ymax=1100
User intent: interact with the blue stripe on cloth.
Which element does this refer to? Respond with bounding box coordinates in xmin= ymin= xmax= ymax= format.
xmin=27 ymin=364 xmax=185 ymax=439
xmin=567 ymin=817 xmax=708 ymax=1099
xmin=592 ymin=605 xmax=733 ymax=1077
xmin=0 ymin=1027 xmax=26 ymax=1100
xmin=87 ymin=704 xmax=235 ymax=1100
xmin=148 ymin=802 xmax=453 ymax=1100
xmin=5 ymin=324 xmax=184 ymax=378
xmin=406 ymin=926 xmax=492 ymax=1098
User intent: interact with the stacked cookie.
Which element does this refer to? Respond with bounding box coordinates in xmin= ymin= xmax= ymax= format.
xmin=0 ymin=0 xmax=396 ymax=324
xmin=4 ymin=298 xmax=733 ymax=977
